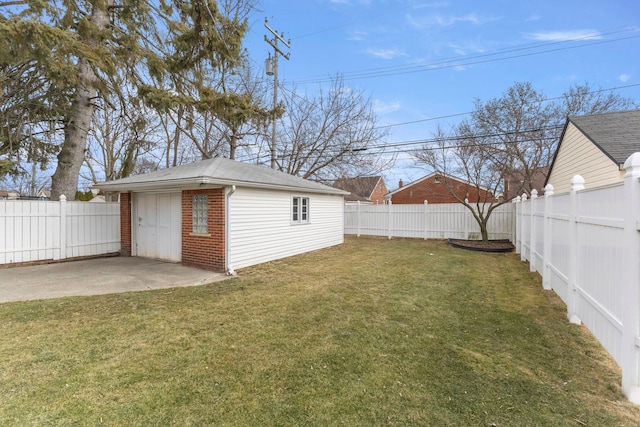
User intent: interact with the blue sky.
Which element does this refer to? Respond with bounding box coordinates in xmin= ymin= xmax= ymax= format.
xmin=242 ymin=0 xmax=640 ymax=187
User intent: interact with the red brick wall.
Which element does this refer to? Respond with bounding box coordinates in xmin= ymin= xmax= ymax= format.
xmin=181 ymin=189 xmax=226 ymax=272
xmin=391 ymin=175 xmax=494 ymax=204
xmin=370 ymin=179 xmax=389 ymax=204
xmin=120 ymin=192 xmax=132 ymax=256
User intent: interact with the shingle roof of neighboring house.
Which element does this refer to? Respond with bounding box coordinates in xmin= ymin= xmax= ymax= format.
xmin=564 ymin=109 xmax=640 ymax=166
xmin=92 ymin=157 xmax=349 ymax=195
xmin=332 ymin=176 xmax=381 ymax=201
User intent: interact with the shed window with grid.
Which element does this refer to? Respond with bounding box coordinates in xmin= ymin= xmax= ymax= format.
xmin=192 ymin=194 xmax=208 ymax=233
xmin=292 ymin=196 xmax=309 ymax=224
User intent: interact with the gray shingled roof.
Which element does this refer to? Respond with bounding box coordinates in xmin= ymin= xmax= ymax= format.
xmin=93 ymin=158 xmax=348 ymax=195
xmin=569 ymin=109 xmax=640 ymax=165
xmin=332 ymin=176 xmax=381 ymax=201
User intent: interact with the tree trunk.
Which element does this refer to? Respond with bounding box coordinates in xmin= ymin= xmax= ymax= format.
xmin=480 ymin=222 xmax=489 ymax=242
xmin=50 ymin=2 xmax=111 ymax=200
xmin=51 ymin=58 xmax=96 ymax=200
xmin=229 ymin=130 xmax=238 ymax=160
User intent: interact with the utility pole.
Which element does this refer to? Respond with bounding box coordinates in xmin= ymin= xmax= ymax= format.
xmin=264 ymin=17 xmax=290 ymax=169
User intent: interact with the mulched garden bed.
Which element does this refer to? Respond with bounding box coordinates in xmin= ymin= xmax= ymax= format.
xmin=448 ymin=238 xmax=515 ymax=253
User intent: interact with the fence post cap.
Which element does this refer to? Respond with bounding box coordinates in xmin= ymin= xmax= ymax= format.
xmin=521 ymin=193 xmax=528 ymax=201
xmin=514 ymin=195 xmax=521 ymax=203
xmin=531 ymin=189 xmax=538 ymax=198
xmin=623 ymin=152 xmax=640 ymax=177
xmin=570 ymin=175 xmax=585 ymax=191
xmin=59 ymin=194 xmax=67 ymax=202
xmin=544 ymin=184 xmax=554 ymax=196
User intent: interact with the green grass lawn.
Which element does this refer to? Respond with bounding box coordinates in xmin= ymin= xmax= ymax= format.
xmin=1 ymin=236 xmax=639 ymax=426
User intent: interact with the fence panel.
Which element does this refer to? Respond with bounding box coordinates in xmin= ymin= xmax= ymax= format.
xmin=520 ymin=196 xmax=531 ymax=262
xmin=0 ymin=198 xmax=120 ymax=265
xmin=514 ymin=152 xmax=640 ymax=404
xmin=547 ymin=192 xmax=571 ymax=302
xmin=66 ymin=201 xmax=121 ymax=258
xmin=344 ymin=202 xmax=513 ymax=240
xmin=0 ymin=200 xmax=61 ymax=264
xmin=531 ymin=195 xmax=546 ymax=273
xmin=391 ymin=204 xmax=423 ymax=238
xmin=575 ymin=183 xmax=626 ymax=365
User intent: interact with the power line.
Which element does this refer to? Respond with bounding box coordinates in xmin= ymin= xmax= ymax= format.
xmin=233 ymin=124 xmax=565 ymax=166
xmin=290 ymin=28 xmax=640 ymax=85
xmin=275 ymin=82 xmax=640 ymax=132
xmin=374 ymin=82 xmax=640 ymax=130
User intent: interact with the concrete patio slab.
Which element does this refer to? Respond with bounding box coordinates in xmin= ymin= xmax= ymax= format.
xmin=0 ymin=256 xmax=231 ymax=303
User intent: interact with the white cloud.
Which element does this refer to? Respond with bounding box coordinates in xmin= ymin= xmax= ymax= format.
xmin=366 ymin=48 xmax=407 ymax=59
xmin=406 ymin=12 xmax=494 ymax=30
xmin=411 ymin=1 xmax=450 ymax=10
xmin=619 ymin=73 xmax=631 ymax=82
xmin=435 ymin=13 xmax=482 ymax=26
xmin=328 ymin=0 xmax=371 ymax=4
xmin=373 ymin=100 xmax=401 ymax=114
xmin=527 ymin=29 xmax=602 ymax=42
xmin=448 ymin=42 xmax=486 ymax=56
xmin=348 ymin=30 xmax=368 ymax=41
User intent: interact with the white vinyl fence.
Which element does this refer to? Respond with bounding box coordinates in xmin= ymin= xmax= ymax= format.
xmin=0 ymin=195 xmax=120 ymax=265
xmin=345 ymin=201 xmax=513 ymax=240
xmin=515 ymin=152 xmax=640 ymax=404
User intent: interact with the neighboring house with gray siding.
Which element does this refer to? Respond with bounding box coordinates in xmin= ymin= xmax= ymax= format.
xmin=546 ymin=109 xmax=640 ymax=193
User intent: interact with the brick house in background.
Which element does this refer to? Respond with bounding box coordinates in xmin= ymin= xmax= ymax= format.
xmin=503 ymin=166 xmax=549 ymax=200
xmin=386 ymin=173 xmax=496 ymax=204
xmin=332 ymin=176 xmax=389 ymax=204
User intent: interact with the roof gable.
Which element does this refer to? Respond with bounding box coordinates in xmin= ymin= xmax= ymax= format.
xmin=545 ymin=109 xmax=640 ymax=188
xmin=568 ymin=109 xmax=640 ymax=165
xmin=333 ymin=176 xmax=381 ymax=199
xmin=93 ymin=158 xmax=348 ymax=195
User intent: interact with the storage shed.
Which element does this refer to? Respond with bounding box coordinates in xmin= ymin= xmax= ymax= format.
xmin=93 ymin=158 xmax=348 ymax=272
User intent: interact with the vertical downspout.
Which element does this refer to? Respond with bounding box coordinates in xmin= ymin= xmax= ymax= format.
xmin=225 ymin=185 xmax=237 ymax=275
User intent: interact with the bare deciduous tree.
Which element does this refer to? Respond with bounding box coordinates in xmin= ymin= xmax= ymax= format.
xmin=415 ymin=81 xmax=637 ymax=243
xmin=84 ymin=93 xmax=160 ymax=184
xmin=274 ymin=75 xmax=391 ymax=182
xmin=415 ymin=125 xmax=506 ymax=242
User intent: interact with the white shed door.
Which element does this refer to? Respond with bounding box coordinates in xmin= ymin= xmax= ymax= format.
xmin=136 ymin=193 xmax=181 ymax=262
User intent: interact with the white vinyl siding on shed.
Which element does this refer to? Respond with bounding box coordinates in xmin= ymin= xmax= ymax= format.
xmin=547 ymin=123 xmax=625 ymax=193
xmin=228 ymin=187 xmax=344 ymax=269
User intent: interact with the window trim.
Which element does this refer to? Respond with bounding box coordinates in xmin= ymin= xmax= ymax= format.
xmin=192 ymin=194 xmax=209 ymax=235
xmin=291 ymin=195 xmax=310 ymax=224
